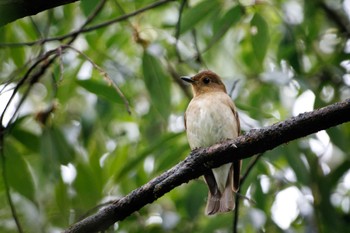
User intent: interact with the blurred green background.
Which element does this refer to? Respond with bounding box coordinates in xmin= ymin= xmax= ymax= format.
xmin=0 ymin=0 xmax=350 ymax=232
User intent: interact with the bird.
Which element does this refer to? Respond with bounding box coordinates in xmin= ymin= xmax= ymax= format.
xmin=181 ymin=70 xmax=241 ymax=215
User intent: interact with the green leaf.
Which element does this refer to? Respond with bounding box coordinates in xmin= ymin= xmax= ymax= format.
xmin=208 ymin=5 xmax=243 ymax=48
xmin=142 ymin=51 xmax=171 ymax=120
xmin=40 ymin=127 xmax=75 ymax=175
xmin=54 ymin=178 xmax=70 ymax=225
xmin=180 ymin=0 xmax=220 ymax=34
xmin=76 ymin=79 xmax=124 ymax=103
xmin=115 ymin=133 xmax=181 ymax=180
xmin=4 ymin=143 xmax=36 ymax=203
xmin=327 ymin=127 xmax=349 ymax=153
xmin=251 ymin=13 xmax=270 ymax=64
xmin=74 ymin=163 xmax=102 ymax=207
xmin=80 ymin=0 xmax=100 ymax=16
xmin=285 ymin=142 xmax=309 ymax=184
xmin=11 ymin=128 xmax=40 ymax=152
xmin=10 ymin=47 xmax=25 ymax=67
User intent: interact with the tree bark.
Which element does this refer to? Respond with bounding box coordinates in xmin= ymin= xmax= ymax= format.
xmin=0 ymin=0 xmax=78 ymax=27
xmin=65 ymin=98 xmax=350 ymax=233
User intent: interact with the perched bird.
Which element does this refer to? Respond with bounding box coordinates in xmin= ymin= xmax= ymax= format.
xmin=181 ymin=70 xmax=241 ymax=215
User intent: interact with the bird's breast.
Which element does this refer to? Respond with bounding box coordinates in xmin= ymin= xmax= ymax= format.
xmin=185 ymin=93 xmax=238 ymax=149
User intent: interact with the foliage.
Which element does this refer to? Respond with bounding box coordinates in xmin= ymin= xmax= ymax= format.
xmin=0 ymin=0 xmax=350 ymax=232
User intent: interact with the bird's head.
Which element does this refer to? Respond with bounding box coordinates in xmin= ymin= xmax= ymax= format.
xmin=181 ymin=70 xmax=227 ymax=97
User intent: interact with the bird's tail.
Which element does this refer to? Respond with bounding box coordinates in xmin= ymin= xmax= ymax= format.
xmin=205 ymin=174 xmax=235 ymax=215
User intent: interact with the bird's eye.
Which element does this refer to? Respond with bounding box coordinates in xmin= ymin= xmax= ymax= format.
xmin=203 ymin=77 xmax=210 ymax=84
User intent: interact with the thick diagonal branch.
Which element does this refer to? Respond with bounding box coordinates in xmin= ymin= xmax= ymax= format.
xmin=65 ymin=98 xmax=350 ymax=233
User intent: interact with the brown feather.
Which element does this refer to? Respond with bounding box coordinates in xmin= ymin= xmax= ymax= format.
xmin=205 ymin=165 xmax=235 ymax=215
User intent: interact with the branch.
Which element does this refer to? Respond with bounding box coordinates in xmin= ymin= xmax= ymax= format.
xmin=62 ymin=45 xmax=131 ymax=114
xmin=0 ymin=0 xmax=78 ymax=27
xmin=64 ymin=98 xmax=350 ymax=233
xmin=0 ymin=127 xmax=23 ymax=233
xmin=0 ymin=0 xmax=175 ymax=47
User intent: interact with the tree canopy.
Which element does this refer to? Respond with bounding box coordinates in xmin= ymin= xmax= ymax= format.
xmin=0 ymin=0 xmax=349 ymax=233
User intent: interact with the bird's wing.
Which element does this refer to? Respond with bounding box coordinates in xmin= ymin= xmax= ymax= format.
xmin=204 ymin=170 xmax=220 ymax=195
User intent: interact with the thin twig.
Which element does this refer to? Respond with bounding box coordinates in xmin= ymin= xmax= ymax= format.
xmin=233 ymin=153 xmax=264 ymax=233
xmin=63 ymin=45 xmax=131 ymax=114
xmin=241 ymin=153 xmax=264 ymax=184
xmin=191 ymin=30 xmax=207 ymax=68
xmin=174 ymin=0 xmax=187 ymax=62
xmin=233 ymin=189 xmax=240 ymax=233
xmin=166 ymin=62 xmax=192 ymax=99
xmin=57 ymin=46 xmax=64 ymax=84
xmin=7 ymin=56 xmax=57 ymax=126
xmin=228 ymin=80 xmax=240 ymax=98
xmin=0 ymin=0 xmax=107 ymax=125
xmin=66 ymin=0 xmax=107 ymax=45
xmin=0 ymin=49 xmax=58 ymax=125
xmin=0 ymin=129 xmax=24 ymax=233
xmin=0 ymin=0 xmax=175 ymax=48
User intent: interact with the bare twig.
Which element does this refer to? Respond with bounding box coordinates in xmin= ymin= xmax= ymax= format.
xmin=241 ymin=153 xmax=264 ymax=185
xmin=233 ymin=153 xmax=264 ymax=233
xmin=57 ymin=46 xmax=64 ymax=83
xmin=0 ymin=128 xmax=24 ymax=233
xmin=63 ymin=45 xmax=131 ymax=114
xmin=0 ymin=0 xmax=175 ymax=48
xmin=65 ymin=98 xmax=350 ymax=233
xmin=0 ymin=49 xmax=58 ymax=125
xmin=166 ymin=63 xmax=192 ymax=99
xmin=66 ymin=0 xmax=107 ymax=45
xmin=1 ymin=0 xmax=108 ymax=125
xmin=174 ymin=0 xmax=187 ymax=62
xmin=191 ymin=30 xmax=207 ymax=68
xmin=228 ymin=80 xmax=240 ymax=98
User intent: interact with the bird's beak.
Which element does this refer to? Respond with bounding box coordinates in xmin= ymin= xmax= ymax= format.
xmin=181 ymin=76 xmax=194 ymax=83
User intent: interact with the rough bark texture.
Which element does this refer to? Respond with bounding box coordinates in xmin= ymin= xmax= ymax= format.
xmin=0 ymin=0 xmax=78 ymax=26
xmin=64 ymin=98 xmax=350 ymax=233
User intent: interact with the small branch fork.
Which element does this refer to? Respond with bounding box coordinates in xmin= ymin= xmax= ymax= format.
xmin=65 ymin=98 xmax=350 ymax=233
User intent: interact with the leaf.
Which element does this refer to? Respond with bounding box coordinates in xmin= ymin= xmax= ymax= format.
xmin=181 ymin=182 xmax=206 ymax=218
xmin=10 ymin=47 xmax=25 ymax=67
xmin=73 ymin=163 xmax=102 ymax=207
xmin=80 ymin=0 xmax=100 ymax=16
xmin=208 ymin=5 xmax=243 ymax=48
xmin=76 ymin=79 xmax=124 ymax=103
xmin=54 ymin=178 xmax=70 ymax=223
xmin=285 ymin=142 xmax=309 ymax=184
xmin=4 ymin=143 xmax=36 ymax=203
xmin=327 ymin=127 xmax=349 ymax=153
xmin=11 ymin=128 xmax=40 ymax=152
xmin=114 ymin=133 xmax=181 ymax=180
xmin=142 ymin=51 xmax=171 ymax=120
xmin=40 ymin=127 xmax=75 ymax=175
xmin=251 ymin=13 xmax=270 ymax=64
xmin=180 ymin=0 xmax=220 ymax=34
